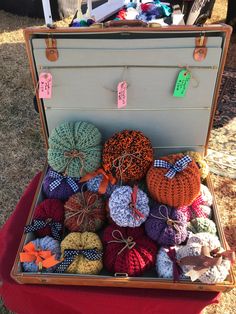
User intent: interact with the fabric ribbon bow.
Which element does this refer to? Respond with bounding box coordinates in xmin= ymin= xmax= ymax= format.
xmin=79 ymin=168 xmax=116 ymax=194
xmin=24 ymin=219 xmax=62 ymax=241
xmin=48 ymin=170 xmax=79 ymax=192
xmin=20 ymin=242 xmax=60 ymax=270
xmin=54 ymin=248 xmax=103 ymax=273
xmin=177 ymin=246 xmax=235 ymax=281
xmin=154 ymin=155 xmax=192 ymax=179
xmin=166 ymin=247 xmax=183 ymax=282
xmin=129 ymin=185 xmax=145 ymax=220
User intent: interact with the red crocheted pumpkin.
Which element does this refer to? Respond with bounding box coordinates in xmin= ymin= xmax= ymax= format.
xmin=103 ymin=224 xmax=157 ymax=276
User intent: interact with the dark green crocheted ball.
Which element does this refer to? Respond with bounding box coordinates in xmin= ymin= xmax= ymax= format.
xmin=48 ymin=121 xmax=102 ymax=177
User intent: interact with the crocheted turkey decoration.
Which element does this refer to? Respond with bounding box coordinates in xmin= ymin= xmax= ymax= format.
xmin=147 ymin=153 xmax=201 ymax=207
xmin=48 ymin=121 xmax=102 ymax=178
xmin=102 ymin=130 xmax=153 ymax=183
xmin=177 ymin=233 xmax=235 ymax=284
xmin=145 ymin=203 xmax=188 ymax=246
xmin=103 ymin=224 xmax=157 ymax=276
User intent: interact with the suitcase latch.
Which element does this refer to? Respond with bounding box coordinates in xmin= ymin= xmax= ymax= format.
xmin=193 ymin=34 xmax=208 ymax=62
xmin=45 ymin=37 xmax=58 ymax=62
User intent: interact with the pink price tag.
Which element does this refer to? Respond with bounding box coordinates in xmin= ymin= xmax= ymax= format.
xmin=39 ymin=72 xmax=52 ymax=99
xmin=117 ymin=81 xmax=127 ymax=109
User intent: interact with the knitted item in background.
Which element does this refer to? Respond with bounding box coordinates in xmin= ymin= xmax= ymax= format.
xmin=145 ymin=203 xmax=188 ymax=246
xmin=64 ymin=190 xmax=106 ymax=232
xmin=187 ymin=232 xmax=221 ymax=250
xmin=31 ymin=199 xmax=64 ymax=239
xmin=185 ymin=151 xmax=209 ymax=180
xmin=103 ymin=224 xmax=157 ymax=276
xmin=147 ymin=153 xmax=201 ymax=207
xmin=86 ymin=174 xmax=118 ymax=197
xmin=177 ymin=233 xmax=231 ymax=284
xmin=60 ymin=232 xmax=103 ymax=274
xmin=42 ymin=167 xmax=83 ymax=201
xmin=48 ymin=121 xmax=102 ymax=178
xmin=156 ymin=246 xmax=186 ymax=279
xmin=109 ymin=186 xmax=150 ymax=227
xmin=200 ymin=184 xmax=213 ymax=206
xmin=102 ymin=130 xmax=153 ymax=183
xmin=188 ymin=218 xmax=217 ymax=234
xmin=22 ymin=236 xmax=61 ymax=272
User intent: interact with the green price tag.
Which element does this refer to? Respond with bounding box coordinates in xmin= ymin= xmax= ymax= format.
xmin=173 ymin=69 xmax=191 ymax=98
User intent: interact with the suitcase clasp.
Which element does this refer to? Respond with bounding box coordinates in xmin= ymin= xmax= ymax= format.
xmin=193 ymin=34 xmax=208 ymax=62
xmin=45 ymin=37 xmax=59 ymax=62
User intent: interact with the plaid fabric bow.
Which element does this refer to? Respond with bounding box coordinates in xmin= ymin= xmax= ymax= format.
xmin=24 ymin=219 xmax=62 ymax=241
xmin=154 ymin=155 xmax=192 ymax=179
xmin=54 ymin=249 xmax=103 ymax=273
xmin=48 ymin=170 xmax=79 ymax=192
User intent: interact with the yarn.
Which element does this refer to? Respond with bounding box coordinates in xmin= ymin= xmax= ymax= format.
xmin=59 ymin=232 xmax=103 ymax=274
xmin=147 ymin=153 xmax=201 ymax=207
xmin=42 ymin=167 xmax=83 ymax=201
xmin=21 ymin=236 xmax=61 ymax=272
xmin=103 ymin=224 xmax=157 ymax=276
xmin=156 ymin=246 xmax=186 ymax=280
xmin=188 ymin=218 xmax=217 ymax=234
xmin=102 ymin=130 xmax=153 ymax=183
xmin=80 ymin=168 xmax=117 ymax=197
xmin=185 ymin=151 xmax=209 ymax=179
xmin=145 ymin=203 xmax=188 ymax=246
xmin=64 ymin=190 xmax=106 ymax=232
xmin=200 ymin=184 xmax=213 ymax=206
xmin=48 ymin=121 xmax=102 ymax=178
xmin=109 ymin=185 xmax=150 ymax=227
xmin=176 ymin=233 xmax=233 ymax=284
xmin=24 ymin=199 xmax=64 ymax=240
xmin=187 ymin=232 xmax=221 ymax=250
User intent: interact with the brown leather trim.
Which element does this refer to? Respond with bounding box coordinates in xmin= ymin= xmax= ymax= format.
xmin=193 ymin=35 xmax=208 ymax=61
xmin=45 ymin=38 xmax=59 ymax=62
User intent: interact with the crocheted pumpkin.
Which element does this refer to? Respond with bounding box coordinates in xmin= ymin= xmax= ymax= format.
xmin=64 ymin=190 xmax=106 ymax=232
xmin=24 ymin=199 xmax=64 ymax=240
xmin=42 ymin=167 xmax=83 ymax=201
xmin=188 ymin=218 xmax=217 ymax=235
xmin=48 ymin=121 xmax=102 ymax=178
xmin=102 ymin=130 xmax=153 ymax=183
xmin=146 ymin=153 xmax=201 ymax=207
xmin=21 ymin=236 xmax=61 ymax=272
xmin=57 ymin=232 xmax=103 ymax=274
xmin=200 ymin=184 xmax=213 ymax=206
xmin=145 ymin=203 xmax=188 ymax=246
xmin=103 ymin=224 xmax=157 ymax=276
xmin=177 ymin=233 xmax=233 ymax=284
xmin=185 ymin=151 xmax=209 ymax=180
xmin=109 ymin=185 xmax=150 ymax=227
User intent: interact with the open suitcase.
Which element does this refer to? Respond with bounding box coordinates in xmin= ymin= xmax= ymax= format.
xmin=10 ymin=9 xmax=235 ymax=292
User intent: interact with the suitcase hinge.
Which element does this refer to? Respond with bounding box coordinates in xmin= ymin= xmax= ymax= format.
xmin=45 ymin=37 xmax=58 ymax=62
xmin=193 ymin=34 xmax=208 ymax=62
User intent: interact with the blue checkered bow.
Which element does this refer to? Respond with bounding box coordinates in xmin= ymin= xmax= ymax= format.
xmin=48 ymin=170 xmax=79 ymax=192
xmin=154 ymin=155 xmax=192 ymax=179
xmin=54 ymin=249 xmax=103 ymax=273
xmin=24 ymin=219 xmax=62 ymax=241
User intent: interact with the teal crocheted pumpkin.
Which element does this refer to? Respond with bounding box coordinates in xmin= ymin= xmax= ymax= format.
xmin=48 ymin=121 xmax=102 ymax=177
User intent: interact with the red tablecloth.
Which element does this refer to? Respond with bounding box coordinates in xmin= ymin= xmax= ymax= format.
xmin=0 ymin=173 xmax=220 ymax=314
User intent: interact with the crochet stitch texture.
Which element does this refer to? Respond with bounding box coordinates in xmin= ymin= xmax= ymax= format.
xmin=60 ymin=232 xmax=103 ymax=274
xmin=48 ymin=121 xmax=102 ymax=177
xmin=188 ymin=218 xmax=217 ymax=234
xmin=147 ymin=153 xmax=201 ymax=207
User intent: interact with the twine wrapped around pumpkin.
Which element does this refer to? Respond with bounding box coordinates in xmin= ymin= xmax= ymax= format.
xmin=103 ymin=224 xmax=157 ymax=276
xmin=147 ymin=153 xmax=201 ymax=207
xmin=64 ymin=190 xmax=106 ymax=232
xmin=48 ymin=121 xmax=102 ymax=178
xmin=102 ymin=130 xmax=153 ymax=183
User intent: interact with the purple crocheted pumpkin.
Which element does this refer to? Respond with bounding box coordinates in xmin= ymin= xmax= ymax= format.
xmin=145 ymin=203 xmax=188 ymax=246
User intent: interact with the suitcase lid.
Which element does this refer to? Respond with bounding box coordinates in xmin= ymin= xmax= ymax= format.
xmin=24 ymin=25 xmax=232 ymax=157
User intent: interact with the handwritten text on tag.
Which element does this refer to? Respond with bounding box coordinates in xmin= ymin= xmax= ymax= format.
xmin=117 ymin=81 xmax=127 ymax=109
xmin=39 ymin=72 xmax=52 ymax=99
xmin=173 ymin=69 xmax=191 ymax=98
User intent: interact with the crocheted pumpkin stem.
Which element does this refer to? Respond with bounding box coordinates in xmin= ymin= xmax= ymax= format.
xmin=108 ymin=230 xmax=136 ymax=255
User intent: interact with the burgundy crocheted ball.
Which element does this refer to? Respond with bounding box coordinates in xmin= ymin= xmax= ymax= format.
xmin=103 ymin=224 xmax=157 ymax=276
xmin=32 ymin=199 xmax=64 ymax=238
xmin=64 ymin=191 xmax=106 ymax=232
xmin=43 ymin=167 xmax=83 ymax=201
xmin=145 ymin=203 xmax=188 ymax=246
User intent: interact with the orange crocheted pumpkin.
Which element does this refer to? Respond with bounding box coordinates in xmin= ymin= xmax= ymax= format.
xmin=146 ymin=153 xmax=200 ymax=207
